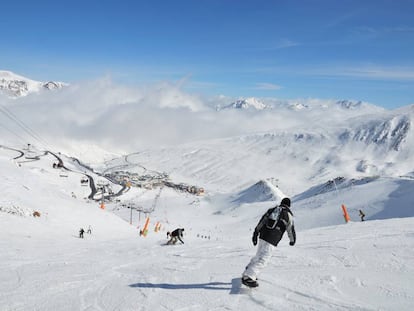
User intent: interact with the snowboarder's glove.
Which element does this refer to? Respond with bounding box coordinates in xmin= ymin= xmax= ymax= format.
xmin=252 ymin=232 xmax=258 ymax=246
xmin=289 ymin=241 xmax=295 ymax=246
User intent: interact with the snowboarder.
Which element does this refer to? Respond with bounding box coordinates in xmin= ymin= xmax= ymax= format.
xmin=79 ymin=228 xmax=85 ymax=239
xmin=359 ymin=209 xmax=365 ymax=221
xmin=242 ymin=197 xmax=296 ymax=288
xmin=167 ymin=228 xmax=185 ymax=245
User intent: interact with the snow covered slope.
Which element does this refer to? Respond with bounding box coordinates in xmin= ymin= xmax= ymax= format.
xmin=1 ymin=146 xmax=413 ymax=310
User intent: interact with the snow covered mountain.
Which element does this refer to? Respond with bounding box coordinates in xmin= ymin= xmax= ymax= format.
xmin=340 ymin=114 xmax=411 ymax=151
xmin=214 ymin=96 xmax=379 ymax=113
xmin=0 ymin=70 xmax=65 ymax=97
xmin=0 ymin=71 xmax=412 ymax=192
xmin=1 ymin=71 xmax=414 ymax=310
xmin=114 ymin=105 xmax=413 ymax=195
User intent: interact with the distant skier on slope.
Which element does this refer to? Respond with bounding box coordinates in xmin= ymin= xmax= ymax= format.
xmin=166 ymin=228 xmax=185 ymax=245
xmin=359 ymin=209 xmax=366 ymax=221
xmin=242 ymin=197 xmax=296 ymax=288
xmin=79 ymin=228 xmax=85 ymax=239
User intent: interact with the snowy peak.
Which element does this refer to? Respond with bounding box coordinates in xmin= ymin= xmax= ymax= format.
xmin=43 ymin=81 xmax=63 ymax=90
xmin=214 ymin=98 xmax=379 ymax=113
xmin=288 ymin=99 xmax=374 ymax=111
xmin=232 ymin=179 xmax=285 ymax=204
xmin=218 ymin=97 xmax=270 ymax=110
xmin=0 ymin=70 xmax=65 ymax=97
xmin=336 ymin=99 xmax=364 ymax=109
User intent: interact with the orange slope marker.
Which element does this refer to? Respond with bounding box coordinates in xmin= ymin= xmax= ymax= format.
xmin=341 ymin=204 xmax=351 ymax=223
xmin=142 ymin=217 xmax=150 ymax=236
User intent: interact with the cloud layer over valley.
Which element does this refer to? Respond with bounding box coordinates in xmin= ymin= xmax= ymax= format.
xmin=1 ymin=75 xmax=389 ymax=157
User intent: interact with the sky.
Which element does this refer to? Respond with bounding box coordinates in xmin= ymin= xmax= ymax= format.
xmin=1 ymin=0 xmax=414 ymax=108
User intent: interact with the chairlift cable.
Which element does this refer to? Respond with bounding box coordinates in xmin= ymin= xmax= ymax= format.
xmin=149 ymin=185 xmax=164 ymax=213
xmin=0 ymin=104 xmax=51 ymax=148
xmin=0 ymin=122 xmax=27 ymax=144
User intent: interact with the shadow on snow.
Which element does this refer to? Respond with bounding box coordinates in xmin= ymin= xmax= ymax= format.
xmin=129 ymin=281 xmax=231 ymax=290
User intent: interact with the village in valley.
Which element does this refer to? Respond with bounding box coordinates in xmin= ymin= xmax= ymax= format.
xmin=103 ymin=170 xmax=205 ymax=196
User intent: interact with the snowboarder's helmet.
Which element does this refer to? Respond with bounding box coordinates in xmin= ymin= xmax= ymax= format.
xmin=281 ymin=197 xmax=291 ymax=207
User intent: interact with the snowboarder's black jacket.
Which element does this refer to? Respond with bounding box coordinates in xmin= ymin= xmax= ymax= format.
xmin=253 ymin=204 xmax=296 ymax=247
xmin=171 ymin=228 xmax=184 ymax=243
xmin=171 ymin=228 xmax=184 ymax=237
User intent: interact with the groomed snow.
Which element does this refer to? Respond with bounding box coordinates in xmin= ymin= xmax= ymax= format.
xmin=1 ymin=145 xmax=413 ymax=311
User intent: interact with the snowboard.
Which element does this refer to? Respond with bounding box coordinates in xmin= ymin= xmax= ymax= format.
xmin=242 ymin=277 xmax=259 ymax=288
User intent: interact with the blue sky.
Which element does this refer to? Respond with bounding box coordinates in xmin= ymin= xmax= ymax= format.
xmin=1 ymin=0 xmax=414 ymax=108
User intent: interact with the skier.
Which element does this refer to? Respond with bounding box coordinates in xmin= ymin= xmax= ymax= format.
xmin=79 ymin=228 xmax=85 ymax=239
xmin=166 ymin=228 xmax=185 ymax=245
xmin=242 ymin=197 xmax=296 ymax=287
xmin=359 ymin=209 xmax=365 ymax=221
xmin=87 ymin=225 xmax=92 ymax=234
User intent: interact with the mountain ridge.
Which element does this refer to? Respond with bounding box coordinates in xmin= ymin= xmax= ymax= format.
xmin=0 ymin=70 xmax=65 ymax=97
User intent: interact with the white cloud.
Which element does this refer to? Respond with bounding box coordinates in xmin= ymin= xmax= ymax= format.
xmin=273 ymin=64 xmax=414 ymax=81
xmin=0 ymin=77 xmax=297 ymax=155
xmin=340 ymin=66 xmax=414 ymax=80
xmin=0 ymin=75 xmax=386 ymax=159
xmin=254 ymin=82 xmax=283 ymax=90
xmin=272 ymin=39 xmax=299 ymax=50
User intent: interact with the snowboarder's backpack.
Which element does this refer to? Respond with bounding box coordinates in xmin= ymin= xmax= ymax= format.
xmin=265 ymin=206 xmax=281 ymax=229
